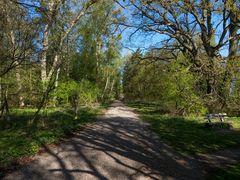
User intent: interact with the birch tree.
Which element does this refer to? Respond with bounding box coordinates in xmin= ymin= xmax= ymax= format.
xmin=0 ymin=0 xmax=37 ymax=78
xmin=34 ymin=0 xmax=99 ymax=118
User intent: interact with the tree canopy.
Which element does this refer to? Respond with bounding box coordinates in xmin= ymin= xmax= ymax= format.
xmin=0 ymin=0 xmax=240 ymax=118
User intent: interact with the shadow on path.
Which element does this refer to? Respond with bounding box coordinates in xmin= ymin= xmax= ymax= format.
xmin=3 ymin=101 xmax=211 ymax=180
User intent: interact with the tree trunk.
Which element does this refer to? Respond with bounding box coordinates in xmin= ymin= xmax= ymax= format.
xmin=41 ymin=24 xmax=49 ymax=90
xmin=95 ymin=38 xmax=101 ymax=82
xmin=110 ymin=79 xmax=115 ymax=94
xmin=46 ymin=54 xmax=60 ymax=84
xmin=9 ymin=24 xmax=24 ymax=107
xmin=32 ymin=0 xmax=97 ymax=120
xmin=0 ymin=77 xmax=2 ymax=108
xmin=16 ymin=67 xmax=24 ymax=107
xmin=219 ymin=7 xmax=239 ymax=109
xmin=74 ymin=98 xmax=78 ymax=120
xmin=53 ymin=67 xmax=61 ymax=106
xmin=228 ymin=9 xmax=239 ymax=96
xmin=102 ymin=77 xmax=109 ymax=99
xmin=0 ymin=89 xmax=10 ymax=123
xmin=206 ymin=78 xmax=213 ymax=95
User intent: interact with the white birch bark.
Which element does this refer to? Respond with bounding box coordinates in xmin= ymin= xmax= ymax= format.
xmin=110 ymin=79 xmax=115 ymax=93
xmin=40 ymin=0 xmax=55 ymax=90
xmin=46 ymin=1 xmax=96 ymax=82
xmin=9 ymin=18 xmax=24 ymax=107
xmin=95 ymin=38 xmax=102 ymax=81
xmin=53 ymin=67 xmax=61 ymax=106
xmin=33 ymin=0 xmax=97 ymax=118
xmin=41 ymin=24 xmax=49 ymax=89
xmin=102 ymin=76 xmax=109 ymax=99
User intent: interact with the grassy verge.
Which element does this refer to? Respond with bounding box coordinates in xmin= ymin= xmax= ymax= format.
xmin=128 ymin=102 xmax=240 ymax=179
xmin=128 ymin=102 xmax=240 ymax=155
xmin=208 ymin=164 xmax=240 ymax=180
xmin=0 ymin=105 xmax=104 ymax=172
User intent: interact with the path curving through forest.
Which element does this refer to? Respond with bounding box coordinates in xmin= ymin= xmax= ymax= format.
xmin=3 ymin=101 xmax=240 ymax=180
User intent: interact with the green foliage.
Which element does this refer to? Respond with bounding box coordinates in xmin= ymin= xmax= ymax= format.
xmin=54 ymin=80 xmax=100 ymax=106
xmin=163 ymin=57 xmax=207 ymax=115
xmin=0 ymin=2 xmax=122 ymax=172
xmin=123 ymin=51 xmax=206 ymax=115
xmin=28 ymin=142 xmax=39 ymax=154
xmin=225 ymin=76 xmax=240 ymax=115
xmin=78 ymin=80 xmax=100 ymax=105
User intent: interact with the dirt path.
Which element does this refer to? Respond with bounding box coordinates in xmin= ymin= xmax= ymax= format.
xmin=3 ymin=101 xmax=240 ymax=180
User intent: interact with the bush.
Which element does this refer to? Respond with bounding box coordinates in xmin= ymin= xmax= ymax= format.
xmin=54 ymin=79 xmax=100 ymax=107
xmin=163 ymin=58 xmax=206 ymax=115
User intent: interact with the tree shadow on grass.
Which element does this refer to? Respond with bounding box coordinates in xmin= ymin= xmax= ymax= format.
xmin=0 ymin=108 xmax=100 ymax=176
xmin=142 ymin=114 xmax=240 ymax=155
xmin=4 ymin=105 xmax=240 ymax=180
xmin=3 ymin=115 xmax=207 ymax=179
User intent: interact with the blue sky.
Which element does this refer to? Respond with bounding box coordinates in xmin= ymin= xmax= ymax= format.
xmin=120 ymin=23 xmax=229 ymax=58
xmin=119 ymin=0 xmax=230 ymax=58
xmin=118 ymin=1 xmax=169 ymax=57
xmin=21 ymin=0 xmax=230 ymax=58
xmin=121 ymin=28 xmax=168 ymax=56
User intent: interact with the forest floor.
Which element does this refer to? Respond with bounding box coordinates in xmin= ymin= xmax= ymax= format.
xmin=3 ymin=101 xmax=240 ymax=180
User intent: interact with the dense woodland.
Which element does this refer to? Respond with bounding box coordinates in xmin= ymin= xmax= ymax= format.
xmin=123 ymin=0 xmax=240 ymax=116
xmin=0 ymin=0 xmax=123 ymax=122
xmin=1 ymin=0 xmax=240 ymax=119
xmin=1 ymin=0 xmax=240 ymax=177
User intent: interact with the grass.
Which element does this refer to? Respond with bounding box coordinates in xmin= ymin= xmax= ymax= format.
xmin=0 ymin=105 xmax=104 ymax=171
xmin=208 ymin=164 xmax=240 ymax=180
xmin=128 ymin=102 xmax=240 ymax=155
xmin=128 ymin=102 xmax=240 ymax=178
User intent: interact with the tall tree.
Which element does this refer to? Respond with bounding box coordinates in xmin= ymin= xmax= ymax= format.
xmin=123 ymin=0 xmax=239 ymax=111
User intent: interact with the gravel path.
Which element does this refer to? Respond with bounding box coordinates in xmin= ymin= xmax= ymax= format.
xmin=3 ymin=101 xmax=240 ymax=180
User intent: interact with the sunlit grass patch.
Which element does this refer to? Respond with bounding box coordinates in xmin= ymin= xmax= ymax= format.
xmin=128 ymin=102 xmax=240 ymax=155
